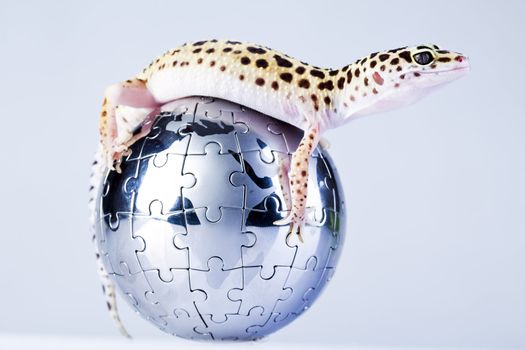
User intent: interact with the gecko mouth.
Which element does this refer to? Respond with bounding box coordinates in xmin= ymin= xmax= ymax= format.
xmin=420 ymin=66 xmax=470 ymax=75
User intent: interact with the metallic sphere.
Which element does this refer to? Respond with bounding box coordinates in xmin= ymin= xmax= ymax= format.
xmin=94 ymin=97 xmax=346 ymax=341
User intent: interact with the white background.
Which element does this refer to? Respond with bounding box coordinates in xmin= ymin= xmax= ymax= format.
xmin=0 ymin=0 xmax=523 ymax=348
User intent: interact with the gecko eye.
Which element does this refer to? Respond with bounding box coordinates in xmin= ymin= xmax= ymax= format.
xmin=413 ymin=51 xmax=434 ymax=65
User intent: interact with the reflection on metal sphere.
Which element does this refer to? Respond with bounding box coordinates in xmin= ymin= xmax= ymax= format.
xmin=94 ymin=97 xmax=346 ymax=341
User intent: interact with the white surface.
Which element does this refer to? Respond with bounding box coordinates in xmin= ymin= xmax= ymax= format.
xmin=0 ymin=333 xmax=500 ymax=350
xmin=0 ymin=0 xmax=524 ymax=348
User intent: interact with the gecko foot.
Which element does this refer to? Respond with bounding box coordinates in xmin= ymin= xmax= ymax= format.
xmin=274 ymin=213 xmax=305 ymax=243
xmin=108 ymin=144 xmax=131 ymax=173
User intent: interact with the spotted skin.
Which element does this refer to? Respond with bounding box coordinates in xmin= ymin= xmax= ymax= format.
xmin=93 ymin=40 xmax=470 ymax=336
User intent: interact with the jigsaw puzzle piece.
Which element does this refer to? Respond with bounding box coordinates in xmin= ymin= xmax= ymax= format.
xmin=228 ymin=265 xmax=292 ymax=315
xmin=194 ymin=96 xmax=245 ymax=119
xmin=133 ymin=99 xmax=194 ymax=160
xmin=245 ymin=311 xmax=282 ymax=338
xmin=267 ymin=122 xmax=322 ymax=158
xmin=291 ymin=266 xmax=337 ymax=316
xmin=185 ymin=114 xmax=247 ymax=155
xmin=174 ymin=207 xmax=255 ymax=270
xmin=286 ymin=210 xmax=339 ymax=272
xmin=133 ymin=210 xmax=189 ymax=282
xmin=273 ymin=256 xmax=324 ymax=322
xmin=230 ymin=150 xmax=286 ymax=210
xmin=232 ymin=109 xmax=288 ymax=155
xmin=137 ymin=113 xmax=193 ymax=160
xmin=132 ymin=154 xmax=196 ymax=214
xmin=316 ymin=151 xmax=345 ymax=213
xmin=98 ymin=213 xmax=145 ymax=275
xmin=191 ymin=257 xmax=243 ymax=322
xmin=143 ymin=268 xmax=207 ymax=318
xmin=182 ymin=142 xmax=244 ymax=217
xmin=95 ymin=216 xmax=116 ymax=274
xmin=110 ymin=262 xmax=166 ymax=318
xmin=241 ymin=195 xmax=296 ymax=279
xmin=101 ymin=157 xmax=141 ymax=222
xmin=195 ymin=306 xmax=269 ymax=341
xmin=158 ymin=309 xmax=212 ymax=340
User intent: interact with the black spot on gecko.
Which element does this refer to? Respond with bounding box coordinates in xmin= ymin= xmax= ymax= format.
xmin=390 ymin=57 xmax=400 ymax=65
xmin=324 ymin=96 xmax=331 ymax=104
xmin=399 ymin=51 xmax=412 ymax=63
xmin=346 ymin=70 xmax=353 ymax=83
xmin=193 ymin=40 xmax=207 ymax=46
xmin=298 ymin=79 xmax=310 ymax=88
xmin=226 ymin=40 xmax=242 ymax=45
xmin=388 ymin=47 xmax=407 ymax=53
xmin=241 ymin=56 xmax=251 ymax=65
xmin=295 ymin=66 xmax=306 ymax=74
xmin=337 ymin=77 xmax=345 ymax=89
xmin=206 ymin=48 xmax=215 ymax=54
xmin=271 ymin=81 xmax=279 ymax=90
xmin=329 ymin=69 xmax=339 ymax=76
xmin=280 ymin=72 xmax=293 ymax=83
xmin=378 ymin=54 xmax=390 ymax=62
xmin=322 ymin=80 xmax=334 ymax=90
xmin=247 ymin=46 xmax=267 ymax=54
xmin=192 ymin=48 xmax=202 ymax=53
xmin=255 ymin=77 xmax=265 ymax=86
xmin=255 ymin=59 xmax=269 ymax=68
xmin=370 ymin=60 xmax=377 ymax=68
xmin=310 ymin=69 xmax=325 ymax=79
xmin=311 ymin=94 xmax=319 ymax=110
xmin=274 ymin=54 xmax=293 ymax=68
xmin=354 ymin=68 xmax=360 ymax=78
xmin=223 ymin=47 xmax=233 ymax=53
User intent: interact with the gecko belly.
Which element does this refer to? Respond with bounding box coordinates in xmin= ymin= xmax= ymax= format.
xmin=146 ymin=68 xmax=310 ymax=131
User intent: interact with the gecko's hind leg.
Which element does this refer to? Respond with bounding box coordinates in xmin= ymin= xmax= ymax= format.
xmin=274 ymin=122 xmax=320 ymax=242
xmin=100 ymin=78 xmax=159 ymax=172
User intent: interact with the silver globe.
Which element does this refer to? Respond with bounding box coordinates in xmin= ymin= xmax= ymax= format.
xmin=94 ymin=96 xmax=346 ymax=341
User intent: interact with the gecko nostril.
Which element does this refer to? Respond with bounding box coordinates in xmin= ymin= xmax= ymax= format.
xmin=455 ymin=55 xmax=465 ymax=62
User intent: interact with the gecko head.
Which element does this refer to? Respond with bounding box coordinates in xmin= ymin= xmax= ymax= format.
xmin=337 ymin=44 xmax=470 ymax=122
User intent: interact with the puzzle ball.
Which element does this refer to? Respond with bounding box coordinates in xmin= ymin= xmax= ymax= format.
xmin=94 ymin=97 xmax=346 ymax=340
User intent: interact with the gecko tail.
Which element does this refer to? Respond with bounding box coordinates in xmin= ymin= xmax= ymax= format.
xmin=89 ymin=145 xmax=132 ymax=339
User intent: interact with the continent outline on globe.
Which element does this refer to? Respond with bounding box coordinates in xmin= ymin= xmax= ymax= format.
xmin=94 ymin=96 xmax=345 ymax=340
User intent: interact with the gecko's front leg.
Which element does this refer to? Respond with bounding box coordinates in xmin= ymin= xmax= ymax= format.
xmin=274 ymin=122 xmax=320 ymax=242
xmin=100 ymin=78 xmax=160 ymax=171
